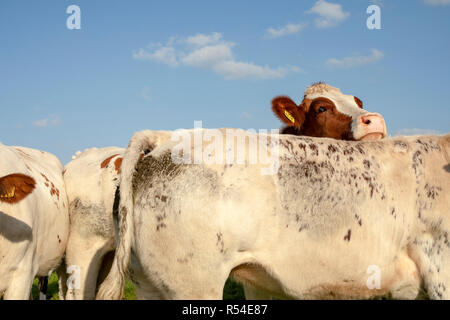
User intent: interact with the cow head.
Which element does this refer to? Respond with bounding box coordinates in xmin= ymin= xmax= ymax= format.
xmin=272 ymin=83 xmax=387 ymax=141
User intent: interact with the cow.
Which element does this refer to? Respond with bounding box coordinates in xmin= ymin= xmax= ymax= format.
xmin=254 ymin=81 xmax=387 ymax=298
xmin=63 ymin=147 xmax=124 ymax=300
xmin=271 ymin=82 xmax=387 ymax=141
xmin=97 ymin=129 xmax=450 ymax=300
xmin=0 ymin=143 xmax=69 ymax=300
xmin=63 ymin=131 xmax=172 ymax=299
xmin=65 ymin=83 xmax=387 ymax=300
xmin=64 ymin=83 xmax=386 ymax=299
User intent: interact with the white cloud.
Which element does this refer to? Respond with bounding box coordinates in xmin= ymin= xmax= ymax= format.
xmin=134 ymin=32 xmax=301 ymax=80
xmin=423 ymin=0 xmax=450 ymax=5
xmin=182 ymin=43 xmax=290 ymax=79
xmin=33 ymin=115 xmax=61 ymax=128
xmin=181 ymin=44 xmax=234 ymax=68
xmin=266 ymin=23 xmax=307 ymax=38
xmin=394 ymin=128 xmax=442 ymax=136
xmin=307 ymin=0 xmax=350 ymax=28
xmin=326 ymin=49 xmax=384 ymax=69
xmin=212 ymin=60 xmax=289 ymax=80
xmin=132 ymin=46 xmax=178 ymax=67
xmin=186 ymin=32 xmax=223 ymax=46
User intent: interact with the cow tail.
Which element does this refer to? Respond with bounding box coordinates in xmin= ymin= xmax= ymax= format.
xmin=97 ymin=130 xmax=164 ymax=300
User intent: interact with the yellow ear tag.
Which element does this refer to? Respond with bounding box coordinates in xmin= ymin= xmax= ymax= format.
xmin=1 ymin=186 xmax=15 ymax=198
xmin=9 ymin=186 xmax=15 ymax=198
xmin=284 ymin=110 xmax=295 ymax=124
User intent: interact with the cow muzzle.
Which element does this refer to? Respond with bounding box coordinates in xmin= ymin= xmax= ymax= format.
xmin=357 ymin=113 xmax=387 ymax=141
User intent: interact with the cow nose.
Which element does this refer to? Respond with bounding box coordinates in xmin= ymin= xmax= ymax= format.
xmin=359 ymin=114 xmax=387 ymax=140
xmin=361 ymin=116 xmax=372 ymax=125
xmin=360 ymin=114 xmax=384 ymax=128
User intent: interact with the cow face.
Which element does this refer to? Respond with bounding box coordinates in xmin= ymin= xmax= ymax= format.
xmin=272 ymin=83 xmax=387 ymax=141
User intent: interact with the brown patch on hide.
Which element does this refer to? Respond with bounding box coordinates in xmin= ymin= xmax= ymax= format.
xmin=40 ymin=173 xmax=49 ymax=182
xmin=344 ymin=229 xmax=352 ymax=242
xmin=100 ymin=154 xmax=120 ymax=169
xmin=114 ymin=157 xmax=123 ymax=175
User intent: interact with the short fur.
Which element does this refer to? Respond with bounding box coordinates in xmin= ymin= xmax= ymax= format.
xmin=272 ymin=82 xmax=386 ymax=141
xmin=0 ymin=145 xmax=69 ymax=299
xmin=97 ymin=130 xmax=449 ymax=300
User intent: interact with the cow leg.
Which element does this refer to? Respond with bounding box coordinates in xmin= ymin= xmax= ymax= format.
xmin=164 ymin=277 xmax=227 ymax=300
xmin=132 ymin=253 xmax=229 ymax=300
xmin=96 ymin=251 xmax=115 ymax=289
xmin=65 ymin=234 xmax=114 ymax=300
xmin=3 ymin=252 xmax=36 ymax=300
xmin=155 ymin=265 xmax=230 ymax=299
xmin=56 ymin=260 xmax=68 ymax=300
xmin=134 ymin=276 xmax=166 ymax=300
xmin=128 ymin=254 xmax=165 ymax=300
xmin=38 ymin=276 xmax=48 ymax=300
xmin=409 ymin=232 xmax=450 ymax=300
xmin=243 ymin=284 xmax=273 ymax=300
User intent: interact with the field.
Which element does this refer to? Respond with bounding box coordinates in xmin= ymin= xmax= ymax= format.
xmin=31 ymin=274 xmax=245 ymax=300
xmin=31 ymin=273 xmax=433 ymax=300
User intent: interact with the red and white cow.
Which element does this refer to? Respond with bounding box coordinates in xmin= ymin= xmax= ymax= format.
xmin=63 ymin=147 xmax=124 ymax=300
xmin=272 ymin=82 xmax=387 ymax=141
xmin=0 ymin=143 xmax=69 ymax=300
xmin=98 ymin=130 xmax=450 ymax=300
xmin=243 ymin=82 xmax=388 ymax=298
xmin=63 ymin=83 xmax=388 ymax=300
xmin=63 ymin=131 xmax=173 ymax=299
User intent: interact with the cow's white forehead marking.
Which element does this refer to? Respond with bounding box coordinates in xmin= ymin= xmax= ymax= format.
xmin=305 ymin=84 xmax=367 ymax=118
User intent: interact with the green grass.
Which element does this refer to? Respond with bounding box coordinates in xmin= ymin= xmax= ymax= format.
xmin=31 ymin=272 xmax=60 ymax=300
xmin=123 ymin=279 xmax=137 ymax=300
xmin=31 ymin=275 xmax=245 ymax=300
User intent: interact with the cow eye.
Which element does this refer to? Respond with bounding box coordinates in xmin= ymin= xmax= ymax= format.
xmin=318 ymin=106 xmax=327 ymax=113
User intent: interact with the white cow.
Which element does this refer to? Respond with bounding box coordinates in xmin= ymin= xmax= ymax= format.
xmin=0 ymin=143 xmax=69 ymax=299
xmin=63 ymin=131 xmax=172 ymax=299
xmin=63 ymin=147 xmax=124 ymax=300
xmin=98 ymin=130 xmax=450 ymax=300
xmin=63 ymin=82 xmax=388 ymax=300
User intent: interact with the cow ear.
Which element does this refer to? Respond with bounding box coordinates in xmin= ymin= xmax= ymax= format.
xmin=0 ymin=173 xmax=36 ymax=204
xmin=271 ymin=96 xmax=305 ymax=128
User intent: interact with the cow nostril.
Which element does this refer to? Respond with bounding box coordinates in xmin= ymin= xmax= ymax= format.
xmin=361 ymin=117 xmax=371 ymax=125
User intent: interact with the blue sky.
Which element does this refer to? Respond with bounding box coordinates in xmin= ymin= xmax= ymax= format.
xmin=1 ymin=0 xmax=449 ymax=164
